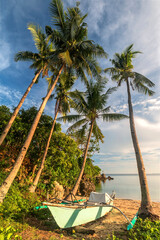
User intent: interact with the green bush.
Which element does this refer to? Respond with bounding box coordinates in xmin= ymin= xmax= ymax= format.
xmin=0 ymin=182 xmax=40 ymax=220
xmin=0 ymin=226 xmax=22 ymax=240
xmin=128 ymin=218 xmax=160 ymax=240
xmin=106 ymin=218 xmax=160 ymax=240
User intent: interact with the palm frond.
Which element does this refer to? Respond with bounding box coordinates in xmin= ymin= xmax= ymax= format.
xmin=46 ymin=26 xmax=64 ymax=48
xmin=133 ymin=81 xmax=155 ymax=96
xmin=104 ymin=67 xmax=121 ymax=77
xmin=60 ymin=99 xmax=70 ymax=116
xmin=134 ymin=72 xmax=155 ymax=88
xmin=124 ymin=44 xmax=134 ymax=54
xmin=105 ymin=87 xmax=117 ymax=96
xmin=59 ymin=50 xmax=72 ymax=66
xmin=101 ymin=106 xmax=111 ymax=114
xmin=14 ymin=51 xmax=39 ymax=62
xmin=45 ymin=75 xmax=55 ymax=92
xmin=100 ymin=113 xmax=128 ymax=122
xmin=70 ymin=90 xmax=88 ymax=112
xmin=75 ymin=123 xmax=88 ymax=140
xmin=67 ymin=118 xmax=88 ymax=133
xmin=45 ymin=25 xmax=53 ymax=37
xmin=50 ymin=0 xmax=65 ymax=31
xmin=27 ymin=24 xmax=46 ymax=52
xmin=86 ymin=58 xmax=102 ymax=79
xmin=93 ymin=44 xmax=108 ymax=59
xmin=92 ymin=121 xmax=104 ymax=143
xmin=74 ymin=65 xmax=88 ymax=85
xmin=57 ymin=114 xmax=83 ymax=123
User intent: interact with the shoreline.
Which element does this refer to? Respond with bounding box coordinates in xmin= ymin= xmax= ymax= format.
xmin=83 ymin=198 xmax=160 ymax=238
xmin=115 ymin=197 xmax=160 ymax=203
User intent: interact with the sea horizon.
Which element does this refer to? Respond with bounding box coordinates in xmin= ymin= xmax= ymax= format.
xmin=105 ymin=173 xmax=160 ymax=176
xmin=97 ymin=173 xmax=160 ymax=202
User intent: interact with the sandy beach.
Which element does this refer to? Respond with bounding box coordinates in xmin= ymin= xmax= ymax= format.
xmin=21 ymin=198 xmax=160 ymax=239
xmin=83 ymin=198 xmax=160 ymax=239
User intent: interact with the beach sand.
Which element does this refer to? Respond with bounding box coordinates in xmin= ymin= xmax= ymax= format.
xmin=83 ymin=198 xmax=160 ymax=239
xmin=21 ymin=198 xmax=160 ymax=239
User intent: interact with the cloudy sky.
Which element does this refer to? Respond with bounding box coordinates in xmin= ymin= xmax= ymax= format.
xmin=0 ymin=0 xmax=160 ymax=174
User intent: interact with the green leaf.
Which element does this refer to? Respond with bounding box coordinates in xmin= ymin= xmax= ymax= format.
xmin=59 ymin=50 xmax=72 ymax=66
xmin=7 ymin=233 xmax=14 ymax=240
xmin=27 ymin=24 xmax=45 ymax=52
xmin=50 ymin=0 xmax=65 ymax=30
xmin=0 ymin=234 xmax=4 ymax=240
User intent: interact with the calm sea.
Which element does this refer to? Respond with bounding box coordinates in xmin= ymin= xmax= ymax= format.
xmin=96 ymin=174 xmax=160 ymax=202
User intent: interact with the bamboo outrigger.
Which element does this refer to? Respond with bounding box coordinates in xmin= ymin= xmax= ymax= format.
xmin=35 ymin=192 xmax=137 ymax=229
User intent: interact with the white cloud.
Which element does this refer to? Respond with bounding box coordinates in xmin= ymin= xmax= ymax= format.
xmin=80 ymin=0 xmax=160 ymax=87
xmin=0 ymin=40 xmax=11 ymax=71
xmin=0 ymin=83 xmax=40 ymax=110
xmin=94 ymin=97 xmax=160 ymax=174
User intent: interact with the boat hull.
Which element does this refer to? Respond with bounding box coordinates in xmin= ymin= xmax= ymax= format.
xmin=47 ymin=203 xmax=113 ymax=228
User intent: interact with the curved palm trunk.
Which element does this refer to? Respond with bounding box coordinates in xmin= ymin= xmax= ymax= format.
xmin=126 ymin=79 xmax=154 ymax=217
xmin=66 ymin=121 xmax=94 ymax=200
xmin=0 ymin=69 xmax=42 ymax=146
xmin=0 ymin=65 xmax=64 ymax=203
xmin=29 ymin=107 xmax=59 ymax=193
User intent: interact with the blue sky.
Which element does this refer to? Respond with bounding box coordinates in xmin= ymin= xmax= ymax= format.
xmin=0 ymin=0 xmax=160 ymax=174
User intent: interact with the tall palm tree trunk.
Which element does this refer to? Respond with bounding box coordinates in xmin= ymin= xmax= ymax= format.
xmin=0 ymin=70 xmax=42 ymax=146
xmin=29 ymin=107 xmax=59 ymax=193
xmin=0 ymin=65 xmax=64 ymax=203
xmin=66 ymin=121 xmax=94 ymax=200
xmin=126 ymin=79 xmax=154 ymax=217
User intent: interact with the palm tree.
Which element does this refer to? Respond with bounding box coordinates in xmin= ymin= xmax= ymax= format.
xmin=29 ymin=72 xmax=75 ymax=193
xmin=0 ymin=24 xmax=53 ymax=146
xmin=0 ymin=0 xmax=107 ymax=203
xmin=105 ymin=44 xmax=159 ymax=220
xmin=45 ymin=0 xmax=107 ymax=83
xmin=58 ymin=78 xmax=127 ymax=199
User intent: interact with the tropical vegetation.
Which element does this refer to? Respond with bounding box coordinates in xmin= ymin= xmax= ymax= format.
xmin=0 ymin=0 xmax=107 ymax=203
xmin=107 ymin=218 xmax=160 ymax=240
xmin=0 ymin=105 xmax=100 ymax=194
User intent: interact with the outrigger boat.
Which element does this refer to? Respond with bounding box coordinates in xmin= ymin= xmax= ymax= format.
xmin=36 ymin=192 xmax=137 ymax=229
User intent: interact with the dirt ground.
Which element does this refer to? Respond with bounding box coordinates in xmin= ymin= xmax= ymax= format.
xmin=20 ymin=198 xmax=160 ymax=240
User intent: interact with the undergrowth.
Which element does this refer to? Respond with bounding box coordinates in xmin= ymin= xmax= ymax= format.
xmin=107 ymin=217 xmax=160 ymax=240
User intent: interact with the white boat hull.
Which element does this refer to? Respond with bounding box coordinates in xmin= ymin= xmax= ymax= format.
xmin=46 ymin=202 xmax=113 ymax=228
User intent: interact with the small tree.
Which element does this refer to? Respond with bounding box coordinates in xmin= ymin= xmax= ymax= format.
xmin=58 ymin=78 xmax=128 ymax=199
xmin=29 ymin=73 xmax=75 ymax=192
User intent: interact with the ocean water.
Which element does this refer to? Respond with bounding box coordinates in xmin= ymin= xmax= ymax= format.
xmin=96 ymin=174 xmax=160 ymax=202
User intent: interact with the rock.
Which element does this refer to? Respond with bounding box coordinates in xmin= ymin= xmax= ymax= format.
xmin=79 ymin=174 xmax=95 ymax=196
xmin=50 ymin=181 xmax=64 ymax=200
xmin=107 ymin=176 xmax=114 ymax=180
xmin=95 ymin=176 xmax=101 ymax=184
xmin=101 ymin=173 xmax=107 ymax=182
xmin=64 ymin=186 xmax=70 ymax=197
